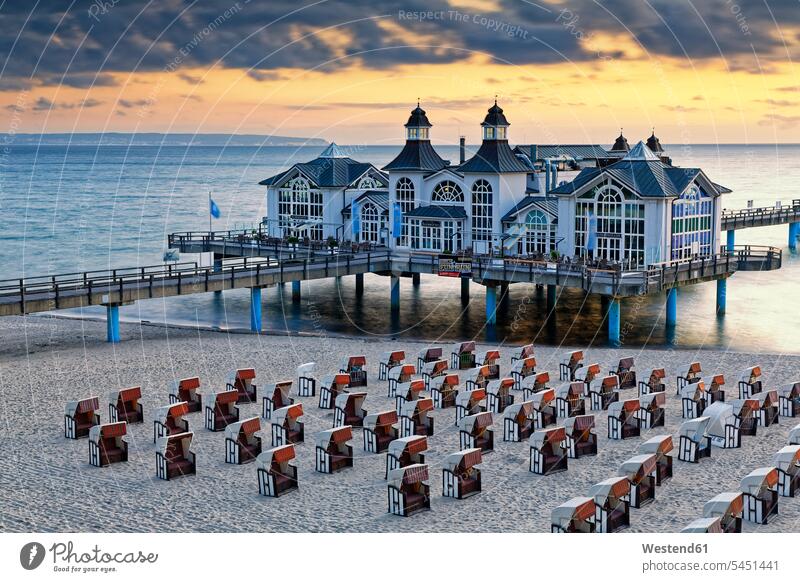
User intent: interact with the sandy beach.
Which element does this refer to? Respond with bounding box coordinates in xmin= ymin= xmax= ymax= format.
xmin=1 ymin=314 xmax=798 ymax=533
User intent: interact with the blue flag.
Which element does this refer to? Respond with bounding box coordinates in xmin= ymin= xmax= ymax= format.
xmin=587 ymin=211 xmax=597 ymax=252
xmin=210 ymin=198 xmax=221 ymax=219
xmin=392 ymin=202 xmax=402 ymax=238
xmin=351 ymin=200 xmax=360 ymax=236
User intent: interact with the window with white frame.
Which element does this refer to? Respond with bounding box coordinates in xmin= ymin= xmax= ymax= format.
xmin=471 ymin=179 xmax=493 ymax=243
xmin=360 ymin=202 xmax=380 ymax=243
xmin=671 ymin=185 xmax=712 ymax=260
xmin=357 ymin=175 xmax=380 ymax=189
xmin=395 ymin=177 xmax=415 ymax=246
xmin=278 ymin=175 xmax=323 ymax=240
xmin=431 ymin=180 xmax=464 ymax=204
xmin=520 ymin=209 xmax=552 ymax=255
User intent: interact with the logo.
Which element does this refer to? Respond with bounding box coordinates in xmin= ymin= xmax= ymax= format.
xmin=20 ymin=542 xmax=46 ymax=570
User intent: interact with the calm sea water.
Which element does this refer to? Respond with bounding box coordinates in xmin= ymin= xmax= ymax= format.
xmin=1 ymin=143 xmax=798 ymax=353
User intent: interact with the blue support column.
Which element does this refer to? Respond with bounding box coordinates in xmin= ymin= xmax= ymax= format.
xmin=106 ymin=305 xmax=120 ymax=343
xmin=461 ymin=277 xmax=470 ymax=304
xmin=412 ymin=273 xmax=421 ymax=286
xmin=608 ymin=297 xmax=620 ymax=346
xmin=292 ymin=281 xmax=301 ymax=302
xmin=355 ymin=273 xmax=364 ymax=296
xmin=213 ymin=254 xmax=223 ymax=295
xmin=546 ymin=284 xmax=557 ymax=312
xmin=666 ymin=287 xmax=678 ymax=327
xmin=390 ymin=275 xmax=400 ymax=311
xmin=486 ymin=285 xmax=497 ymax=325
xmin=716 ymin=278 xmax=727 ymax=316
xmin=250 ymin=287 xmax=262 ymax=332
xmin=789 ymin=222 xmax=799 ymax=251
xmin=726 ymin=230 xmax=735 ymax=252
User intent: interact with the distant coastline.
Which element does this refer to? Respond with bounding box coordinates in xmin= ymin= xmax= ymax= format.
xmin=4 ymin=132 xmax=329 ymax=147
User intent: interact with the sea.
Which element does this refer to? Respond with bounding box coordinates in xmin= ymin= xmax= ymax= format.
xmin=1 ymin=143 xmax=799 ymax=354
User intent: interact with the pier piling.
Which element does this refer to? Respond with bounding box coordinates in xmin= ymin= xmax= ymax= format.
xmin=355 ymin=273 xmax=364 ymax=296
xmin=790 ymin=222 xmax=800 ymax=251
xmin=106 ymin=305 xmax=120 ymax=343
xmin=546 ymin=285 xmax=557 ymax=312
xmin=486 ymin=284 xmax=497 ymax=325
xmin=666 ymin=287 xmax=678 ymax=327
xmin=390 ymin=275 xmax=400 ymax=312
xmin=726 ymin=230 xmax=735 ymax=252
xmin=250 ymin=287 xmax=262 ymax=332
xmin=292 ymin=281 xmax=301 ymax=302
xmin=608 ymin=297 xmax=620 ymax=345
xmin=412 ymin=273 xmax=420 ymax=286
xmin=461 ymin=277 xmax=470 ymax=304
xmin=716 ymin=278 xmax=727 ymax=316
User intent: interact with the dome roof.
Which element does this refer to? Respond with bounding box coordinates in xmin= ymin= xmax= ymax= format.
xmin=646 ymin=130 xmax=664 ymax=153
xmin=481 ymin=101 xmax=510 ymax=127
xmin=404 ymin=103 xmax=432 ymax=128
xmin=611 ymin=130 xmax=630 ymax=152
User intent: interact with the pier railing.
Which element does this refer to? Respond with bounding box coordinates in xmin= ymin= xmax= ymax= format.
xmin=722 ymin=201 xmax=800 ymax=230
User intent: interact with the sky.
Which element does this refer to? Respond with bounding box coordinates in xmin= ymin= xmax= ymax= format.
xmin=2 ymin=0 xmax=800 ymax=145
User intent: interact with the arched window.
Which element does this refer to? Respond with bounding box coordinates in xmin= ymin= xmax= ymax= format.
xmin=432 ymin=180 xmax=464 ymax=204
xmin=278 ymin=175 xmax=323 ymax=241
xmin=574 ymin=182 xmax=644 ymax=266
xmin=471 ymin=179 xmax=493 ymax=242
xmin=523 ymin=210 xmax=549 ymax=255
xmin=357 ymin=176 xmax=379 ymax=189
xmin=395 ymin=177 xmax=415 ymax=246
xmin=671 ymin=185 xmax=712 ymax=260
xmin=360 ymin=202 xmax=380 ymax=243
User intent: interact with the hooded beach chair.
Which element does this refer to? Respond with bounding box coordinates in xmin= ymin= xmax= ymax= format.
xmin=588 ymin=476 xmax=631 ymax=533
xmin=564 ymin=415 xmax=597 ymax=458
xmin=529 ymin=388 xmax=557 ymax=430
xmin=755 ymin=390 xmax=779 ymax=427
xmin=510 ymin=343 xmax=534 ymax=364
xmin=704 ymin=402 xmax=743 ymax=449
xmin=379 ymin=350 xmax=405 ymax=381
xmin=638 ymin=368 xmax=666 ymax=396
xmin=224 ymin=417 xmax=262 ymax=464
xmin=340 ymin=355 xmax=367 ymax=387
xmin=262 ymin=381 xmax=294 ymax=420
xmin=155 ymin=432 xmax=196 ymax=480
xmin=395 ymin=379 xmax=425 ymax=414
xmin=169 ymin=377 xmax=202 ymax=412
xmin=618 ymin=454 xmax=657 ymax=508
xmin=108 ymin=387 xmax=143 ymax=424
xmin=296 ymin=362 xmax=317 ymax=397
xmin=521 ymin=371 xmax=552 ymax=401
xmin=678 ymin=417 xmax=711 ymax=463
xmin=256 ymin=444 xmax=298 ymax=497
xmin=529 ymin=426 xmax=568 ymax=475
xmin=227 ymin=368 xmax=257 ymax=403
xmin=589 ymin=375 xmax=620 ymax=411
xmin=442 ymin=448 xmax=482 ymax=499
xmin=778 ymin=381 xmax=800 ymax=418
xmin=464 ymin=365 xmax=492 ymax=391
xmin=64 ymin=397 xmax=100 ymax=439
xmin=555 ymin=382 xmax=586 ymax=418
xmin=676 ymin=361 xmax=702 ymax=394
xmin=638 ymin=435 xmax=673 ymax=485
xmin=363 ymin=410 xmax=398 ymax=453
xmin=486 ymin=378 xmax=515 ymax=413
xmin=153 ymin=401 xmax=190 ymax=442
xmin=421 ymin=359 xmax=448 ymax=391
xmin=455 ymin=388 xmax=486 ymax=425
xmin=680 ymin=380 xmax=706 ymax=419
xmin=731 ymin=398 xmax=759 ymax=436
xmin=334 ymin=391 xmax=367 ymax=428
xmin=88 ymin=422 xmax=128 ymax=467
xmin=574 ymin=363 xmax=602 ymax=396
xmin=510 ymin=356 xmax=536 ymax=390
xmin=204 ymin=390 xmax=240 ymax=432
xmin=738 ymin=366 xmax=763 ymax=399
xmin=773 ymin=445 xmax=800 ymax=497
xmin=451 ymin=341 xmax=476 ymax=370
xmin=314 ymin=426 xmax=354 ymax=473
xmin=503 ymin=401 xmax=534 ymax=442
xmin=318 ymin=373 xmax=350 ymax=410
xmin=703 ymin=492 xmax=743 ymax=533
xmin=608 ymin=399 xmax=641 ymax=440
xmin=681 ymin=517 xmax=723 ymax=533
xmin=476 ymin=349 xmax=501 ymax=380
xmin=740 ymin=467 xmax=779 ymax=524
xmin=551 ymin=497 xmax=596 ymax=533
xmin=611 ymin=357 xmax=636 ymax=390
xmin=388 ymin=464 xmax=431 ymax=517
xmin=430 ymin=373 xmax=459 ymax=409
xmin=399 ymin=398 xmax=434 ymax=438
xmin=704 ymin=374 xmax=726 ymax=405
xmin=791 ymin=424 xmax=800 ymax=445
xmin=637 ymin=392 xmax=665 ymax=429
xmin=271 ymin=403 xmax=304 ymax=446
xmin=559 ymin=350 xmax=584 ymax=381
xmin=416 ymin=347 xmax=443 ymax=373
xmin=386 ymin=435 xmax=427 ymax=477
xmin=389 ymin=363 xmax=417 ymax=397
xmin=458 ymin=411 xmax=494 ymax=452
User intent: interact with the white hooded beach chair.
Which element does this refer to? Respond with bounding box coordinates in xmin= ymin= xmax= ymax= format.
xmin=680 ymin=380 xmax=706 ymax=419
xmin=314 ymin=426 xmax=354 ymax=474
xmin=559 ymin=350 xmax=584 ymax=381
xmin=334 ymin=391 xmax=367 ymax=428
xmin=88 ymin=422 xmax=128 ymax=467
xmin=416 ymin=347 xmax=443 ymax=373
xmin=318 ymin=373 xmax=350 ymax=410
xmin=256 ymin=444 xmax=298 ymax=497
xmin=389 ymin=363 xmax=417 ymax=397
xmin=503 ymin=401 xmax=534 ymax=442
xmin=607 ymin=399 xmax=641 ymax=440
xmin=340 ymin=355 xmax=367 ymax=387
xmin=108 ymin=386 xmax=143 ymax=424
xmin=451 ymin=341 xmax=476 ymax=370
xmin=564 ymin=415 xmax=597 ymax=458
xmin=510 ymin=356 xmax=537 ymax=390
xmin=386 ymin=435 xmax=427 ymax=478
xmin=271 ymin=403 xmax=304 ymax=447
xmin=703 ymin=491 xmax=743 ymax=533
xmin=388 ymin=464 xmax=431 ymax=517
xmin=153 ymin=401 xmax=190 ymax=442
xmin=731 ymin=398 xmax=759 ymax=436
xmin=379 ymin=350 xmax=405 ymax=381
xmin=486 ymin=377 xmax=515 ymax=413
xmin=589 ymin=375 xmax=620 ymax=411
xmin=740 ymin=467 xmax=779 ymax=524
xmin=226 ymin=368 xmax=257 ymax=403
xmin=155 ymin=431 xmax=195 ymax=480
xmin=296 ymin=362 xmax=317 ymax=397
xmin=430 ymin=373 xmax=459 ymax=409
xmin=738 ymin=365 xmax=763 ymax=399
xmin=454 ymin=387 xmax=486 ymax=425
xmin=399 ymin=397 xmax=434 ymax=438
xmin=510 ymin=343 xmax=534 ymax=364
xmin=676 ymin=361 xmax=702 ymax=394
xmin=702 ymin=402 xmax=741 ymax=449
xmin=555 ymin=382 xmax=586 ymax=418
xmin=778 ymin=381 xmax=800 ymax=418
xmin=521 ymin=371 xmax=552 ymax=401
xmin=363 ymin=410 xmax=398 ymax=453
xmin=637 ymin=392 xmax=665 ymax=429
xmin=169 ymin=376 xmax=202 ymax=412
xmin=703 ymin=374 xmax=726 ymax=406
xmin=755 ymin=390 xmax=779 ymax=427
xmin=395 ymin=379 xmax=425 ymax=414
xmin=262 ymin=380 xmax=294 ymax=420
xmin=773 ymin=445 xmax=800 ymax=497
xmin=204 ymin=390 xmax=240 ymax=432
xmin=224 ymin=417 xmax=262 ymax=464
xmin=530 ymin=388 xmax=557 ymax=429
xmin=476 ymin=349 xmax=501 ymax=380
xmin=677 ymin=417 xmax=711 ymax=463
xmin=574 ymin=363 xmax=602 ymax=396
xmin=464 ymin=365 xmax=493 ymax=391
xmin=618 ymin=454 xmax=657 ymax=508
xmin=421 ymin=360 xmax=448 ymax=391
xmin=610 ymin=357 xmax=636 ymax=390
xmin=638 ymin=367 xmax=666 ymax=396
xmin=551 ymin=497 xmax=596 ymax=533
xmin=64 ymin=397 xmax=100 ymax=439
xmin=638 ymin=435 xmax=673 ymax=485
xmin=442 ymin=448 xmax=482 ymax=499
xmin=681 ymin=517 xmax=723 ymax=533
xmin=790 ymin=423 xmax=800 ymax=445
xmin=458 ymin=411 xmax=494 ymax=452
xmin=588 ymin=476 xmax=631 ymax=533
xmin=529 ymin=426 xmax=568 ymax=475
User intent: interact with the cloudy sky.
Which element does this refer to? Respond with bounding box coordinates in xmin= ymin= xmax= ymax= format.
xmin=2 ymin=0 xmax=799 ymax=144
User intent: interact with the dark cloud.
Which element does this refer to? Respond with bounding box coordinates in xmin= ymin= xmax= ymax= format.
xmin=177 ymin=72 xmax=205 ymax=84
xmin=759 ymin=113 xmax=800 ymax=128
xmin=30 ymin=97 xmax=103 ymax=111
